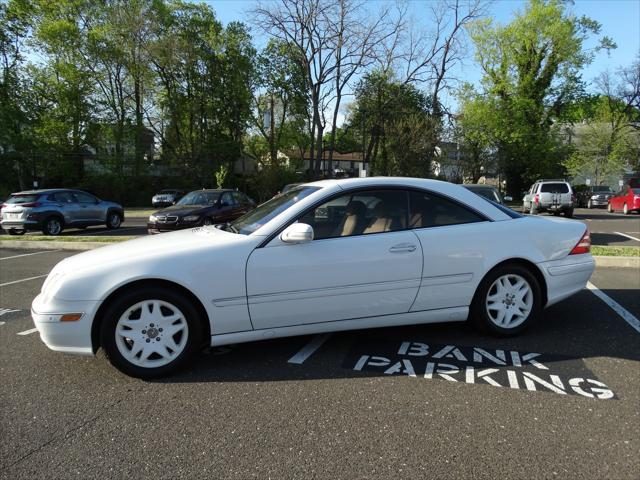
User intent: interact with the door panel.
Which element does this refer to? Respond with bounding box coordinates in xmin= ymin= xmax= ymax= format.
xmin=246 ymin=231 xmax=422 ymax=329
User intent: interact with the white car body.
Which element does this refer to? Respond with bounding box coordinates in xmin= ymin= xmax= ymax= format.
xmin=32 ymin=177 xmax=594 ymax=357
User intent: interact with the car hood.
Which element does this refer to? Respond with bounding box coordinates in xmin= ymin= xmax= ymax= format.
xmin=152 ymin=205 xmax=213 ymax=216
xmin=52 ymin=227 xmax=241 ymax=275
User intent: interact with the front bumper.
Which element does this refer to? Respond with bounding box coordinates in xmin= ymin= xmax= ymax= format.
xmin=31 ymin=294 xmax=99 ymax=355
xmin=147 ymin=220 xmax=200 ymax=234
xmin=539 ymin=254 xmax=595 ymax=307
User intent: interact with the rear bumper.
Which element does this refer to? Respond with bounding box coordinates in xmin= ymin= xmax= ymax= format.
xmin=31 ymin=294 xmax=98 ymax=355
xmin=1 ymin=219 xmax=41 ymax=231
xmin=538 ymin=254 xmax=595 ymax=307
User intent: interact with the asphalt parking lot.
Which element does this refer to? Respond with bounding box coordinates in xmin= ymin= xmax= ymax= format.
xmin=4 ymin=207 xmax=639 ymax=247
xmin=0 ymin=248 xmax=638 ymax=479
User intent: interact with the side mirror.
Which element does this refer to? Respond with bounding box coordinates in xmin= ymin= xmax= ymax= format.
xmin=504 ymin=195 xmax=513 ymax=202
xmin=280 ymin=223 xmax=314 ymax=244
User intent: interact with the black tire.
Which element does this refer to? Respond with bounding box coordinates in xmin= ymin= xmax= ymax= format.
xmin=42 ymin=216 xmax=64 ymax=236
xmin=470 ymin=263 xmax=542 ymax=336
xmin=106 ymin=210 xmax=122 ymax=229
xmin=8 ymin=229 xmax=26 ymax=236
xmin=564 ymin=208 xmax=573 ymax=218
xmin=100 ymin=287 xmax=203 ymax=379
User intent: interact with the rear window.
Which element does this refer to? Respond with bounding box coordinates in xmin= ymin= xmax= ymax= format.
xmin=540 ymin=183 xmax=569 ymax=193
xmin=6 ymin=194 xmax=40 ymax=204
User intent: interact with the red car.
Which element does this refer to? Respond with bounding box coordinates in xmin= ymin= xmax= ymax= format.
xmin=607 ymin=182 xmax=640 ymax=214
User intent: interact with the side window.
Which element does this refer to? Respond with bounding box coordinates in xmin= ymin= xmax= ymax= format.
xmin=73 ymin=192 xmax=97 ymax=203
xmin=299 ymin=189 xmax=408 ymax=240
xmin=53 ymin=192 xmax=74 ymax=203
xmin=232 ymin=191 xmax=244 ymax=204
xmin=221 ymin=192 xmax=236 ymax=206
xmin=409 ymin=191 xmax=484 ymax=229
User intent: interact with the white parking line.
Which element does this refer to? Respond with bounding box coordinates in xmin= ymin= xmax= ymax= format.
xmin=614 ymin=231 xmax=640 ymax=242
xmin=0 ymin=274 xmax=48 ymax=287
xmin=587 ymin=282 xmax=640 ymax=334
xmin=17 ymin=328 xmax=38 ymax=336
xmin=288 ymin=333 xmax=332 ymax=364
xmin=0 ymin=250 xmax=60 ymax=261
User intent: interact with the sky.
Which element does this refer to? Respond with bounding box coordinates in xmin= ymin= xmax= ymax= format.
xmin=203 ymin=0 xmax=640 ymax=114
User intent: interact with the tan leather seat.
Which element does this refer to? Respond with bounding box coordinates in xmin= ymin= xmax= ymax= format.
xmin=333 ymin=200 xmax=367 ymax=237
xmin=363 ymin=202 xmax=394 ymax=234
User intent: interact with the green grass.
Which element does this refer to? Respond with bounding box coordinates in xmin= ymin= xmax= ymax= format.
xmin=0 ymin=235 xmax=134 ymax=243
xmin=125 ymin=208 xmax=155 ymax=217
xmin=591 ymin=245 xmax=640 ymax=257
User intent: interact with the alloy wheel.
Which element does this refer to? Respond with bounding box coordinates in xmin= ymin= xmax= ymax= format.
xmin=485 ymin=274 xmax=533 ymax=329
xmin=46 ymin=218 xmax=62 ymax=235
xmin=114 ymin=299 xmax=188 ymax=368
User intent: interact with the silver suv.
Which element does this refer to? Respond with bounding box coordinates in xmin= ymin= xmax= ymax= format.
xmin=523 ymin=180 xmax=574 ymax=217
xmin=0 ymin=189 xmax=124 ymax=236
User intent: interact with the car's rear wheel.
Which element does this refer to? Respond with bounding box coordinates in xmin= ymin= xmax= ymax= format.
xmin=8 ymin=229 xmax=26 ymax=236
xmin=100 ymin=287 xmax=202 ymax=378
xmin=42 ymin=216 xmax=63 ymax=236
xmin=471 ymin=264 xmax=542 ymax=336
xmin=623 ymin=203 xmax=628 ymax=215
xmin=564 ymin=208 xmax=573 ymax=218
xmin=106 ymin=211 xmax=122 ymax=229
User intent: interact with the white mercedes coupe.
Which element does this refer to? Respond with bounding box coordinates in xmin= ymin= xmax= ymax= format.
xmin=32 ymin=178 xmax=595 ymax=378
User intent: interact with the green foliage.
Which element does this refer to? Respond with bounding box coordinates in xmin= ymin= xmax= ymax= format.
xmin=215 ymin=165 xmax=229 ymax=189
xmin=347 ymin=70 xmax=438 ymax=177
xmin=468 ymin=0 xmax=610 ymax=195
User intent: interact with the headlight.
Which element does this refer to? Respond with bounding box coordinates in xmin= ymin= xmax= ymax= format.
xmin=149 ymin=215 xmax=157 ymax=222
xmin=183 ymin=215 xmax=200 ymax=222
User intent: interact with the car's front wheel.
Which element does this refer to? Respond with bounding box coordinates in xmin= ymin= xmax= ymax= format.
xmin=8 ymin=229 xmax=26 ymax=236
xmin=471 ymin=264 xmax=542 ymax=336
xmin=100 ymin=287 xmax=203 ymax=378
xmin=42 ymin=216 xmax=63 ymax=236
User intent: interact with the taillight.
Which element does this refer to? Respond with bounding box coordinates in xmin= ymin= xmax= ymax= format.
xmin=570 ymin=229 xmax=591 ymax=255
xmin=534 ymin=194 xmax=539 ymax=204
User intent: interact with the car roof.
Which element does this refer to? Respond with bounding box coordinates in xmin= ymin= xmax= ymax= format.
xmin=10 ymin=188 xmax=74 ymax=195
xmin=185 ymin=189 xmax=233 ymax=193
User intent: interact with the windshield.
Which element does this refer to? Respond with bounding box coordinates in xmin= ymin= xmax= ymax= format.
xmin=177 ymin=191 xmax=219 ymax=206
xmin=230 ymin=186 xmax=320 ymax=235
xmin=6 ymin=194 xmax=41 ymax=204
xmin=592 ymin=186 xmax=612 ymax=193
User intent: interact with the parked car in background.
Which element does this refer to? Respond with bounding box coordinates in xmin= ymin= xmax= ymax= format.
xmin=607 ymin=184 xmax=640 ymax=214
xmin=152 ymin=189 xmax=184 ymax=208
xmin=462 ymin=184 xmax=507 ymax=205
xmin=281 ymin=183 xmax=304 ymax=194
xmin=523 ymin=180 xmax=574 ymax=217
xmin=32 ymin=177 xmax=594 ymax=378
xmin=574 ymin=185 xmax=614 ymax=208
xmin=147 ymin=189 xmax=255 ymax=234
xmin=0 ymin=189 xmax=124 ymax=236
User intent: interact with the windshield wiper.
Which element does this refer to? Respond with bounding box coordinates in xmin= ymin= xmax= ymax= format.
xmin=220 ymin=222 xmax=238 ymax=233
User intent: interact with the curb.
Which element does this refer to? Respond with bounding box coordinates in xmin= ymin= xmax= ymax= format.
xmin=594 ymin=255 xmax=640 ymax=269
xmin=0 ymin=240 xmax=116 ymax=251
xmin=1 ymin=240 xmax=638 ymax=268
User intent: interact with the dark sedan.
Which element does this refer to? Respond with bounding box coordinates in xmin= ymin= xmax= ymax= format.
xmin=147 ymin=189 xmax=255 ymax=234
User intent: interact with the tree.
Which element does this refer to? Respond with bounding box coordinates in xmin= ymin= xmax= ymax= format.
xmin=468 ymin=0 xmax=615 ymax=196
xmin=348 ymin=70 xmax=437 ymax=176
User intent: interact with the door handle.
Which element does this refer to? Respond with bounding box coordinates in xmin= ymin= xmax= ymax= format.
xmin=389 ymin=243 xmax=417 ymax=253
